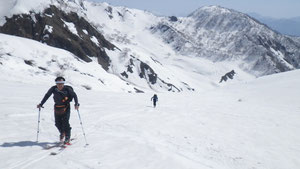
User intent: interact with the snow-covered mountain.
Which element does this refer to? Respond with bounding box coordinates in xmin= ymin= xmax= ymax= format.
xmin=0 ymin=0 xmax=300 ymax=92
xmin=152 ymin=6 xmax=300 ymax=76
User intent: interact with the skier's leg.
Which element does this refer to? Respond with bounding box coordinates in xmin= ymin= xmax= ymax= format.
xmin=54 ymin=113 xmax=63 ymax=134
xmin=62 ymin=107 xmax=71 ymax=142
xmin=55 ymin=112 xmax=66 ymax=141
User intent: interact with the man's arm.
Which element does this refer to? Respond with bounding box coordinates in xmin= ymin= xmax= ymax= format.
xmin=67 ymin=87 xmax=79 ymax=107
xmin=39 ymin=86 xmax=55 ymax=106
xmin=72 ymin=92 xmax=79 ymax=106
xmin=72 ymin=91 xmax=79 ymax=110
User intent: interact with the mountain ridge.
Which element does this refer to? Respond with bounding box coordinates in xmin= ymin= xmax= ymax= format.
xmin=153 ymin=5 xmax=300 ymax=75
xmin=0 ymin=0 xmax=299 ymax=92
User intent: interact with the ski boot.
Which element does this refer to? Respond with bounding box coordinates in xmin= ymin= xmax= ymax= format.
xmin=59 ymin=133 xmax=65 ymax=142
xmin=64 ymin=136 xmax=71 ymax=145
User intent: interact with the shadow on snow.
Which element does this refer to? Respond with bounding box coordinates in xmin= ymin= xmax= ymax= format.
xmin=0 ymin=141 xmax=56 ymax=148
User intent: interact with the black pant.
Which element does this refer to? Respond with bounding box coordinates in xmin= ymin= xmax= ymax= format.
xmin=54 ymin=106 xmax=71 ymax=138
xmin=153 ymin=101 xmax=157 ymax=107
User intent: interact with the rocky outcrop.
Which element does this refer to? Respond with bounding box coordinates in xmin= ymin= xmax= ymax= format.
xmin=0 ymin=5 xmax=115 ymax=70
xmin=219 ymin=70 xmax=236 ymax=83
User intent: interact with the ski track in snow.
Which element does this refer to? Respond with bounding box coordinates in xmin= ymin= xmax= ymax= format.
xmin=8 ymin=150 xmax=50 ymax=169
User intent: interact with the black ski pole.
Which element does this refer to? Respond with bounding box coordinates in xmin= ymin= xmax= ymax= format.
xmin=76 ymin=109 xmax=88 ymax=146
xmin=36 ymin=107 xmax=41 ymax=142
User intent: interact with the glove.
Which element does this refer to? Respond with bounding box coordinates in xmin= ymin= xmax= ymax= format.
xmin=75 ymin=103 xmax=80 ymax=110
xmin=37 ymin=104 xmax=43 ymax=109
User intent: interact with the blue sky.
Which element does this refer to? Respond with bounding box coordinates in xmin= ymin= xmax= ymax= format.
xmin=89 ymin=0 xmax=300 ymax=19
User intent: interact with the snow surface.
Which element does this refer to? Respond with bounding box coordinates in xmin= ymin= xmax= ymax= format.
xmin=0 ymin=33 xmax=137 ymax=92
xmin=0 ymin=29 xmax=254 ymax=92
xmin=82 ymin=29 xmax=88 ymax=35
xmin=0 ymin=69 xmax=300 ymax=169
xmin=44 ymin=25 xmax=53 ymax=33
xmin=0 ymin=0 xmax=52 ymax=25
xmin=62 ymin=19 xmax=79 ymax=37
xmin=90 ymin=36 xmax=100 ymax=46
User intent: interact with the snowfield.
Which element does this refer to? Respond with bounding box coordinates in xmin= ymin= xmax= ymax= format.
xmin=1 ymin=69 xmax=299 ymax=169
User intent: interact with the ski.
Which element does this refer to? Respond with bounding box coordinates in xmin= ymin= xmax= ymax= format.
xmin=48 ymin=138 xmax=76 ymax=156
xmin=49 ymin=146 xmax=66 ymax=156
xmin=43 ymin=142 xmax=63 ymax=150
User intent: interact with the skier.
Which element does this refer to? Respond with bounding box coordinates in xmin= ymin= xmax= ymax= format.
xmin=151 ymin=94 xmax=158 ymax=108
xmin=37 ymin=77 xmax=79 ymax=144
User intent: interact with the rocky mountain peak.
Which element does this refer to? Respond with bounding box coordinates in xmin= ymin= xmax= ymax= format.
xmin=189 ymin=5 xmax=232 ymax=17
xmin=152 ymin=5 xmax=300 ymax=76
xmin=0 ymin=5 xmax=115 ymax=70
xmin=187 ymin=5 xmax=263 ymax=33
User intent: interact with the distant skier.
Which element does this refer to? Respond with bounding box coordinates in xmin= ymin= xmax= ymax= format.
xmin=37 ymin=77 xmax=79 ymax=144
xmin=151 ymin=94 xmax=158 ymax=108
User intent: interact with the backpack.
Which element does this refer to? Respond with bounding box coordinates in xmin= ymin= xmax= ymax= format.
xmin=54 ymin=86 xmax=74 ymax=115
